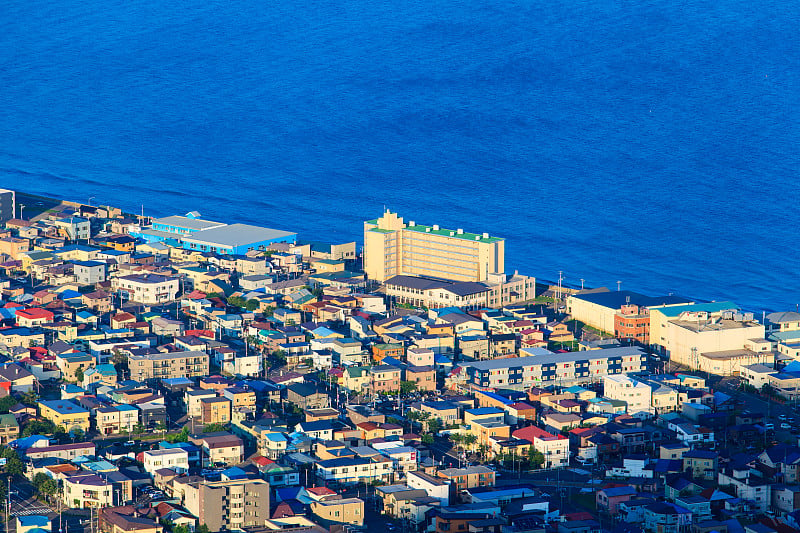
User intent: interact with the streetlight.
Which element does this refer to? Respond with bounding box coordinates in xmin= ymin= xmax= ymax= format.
xmin=18 ymin=204 xmax=25 ymax=220
xmin=87 ymin=196 xmax=95 ymax=206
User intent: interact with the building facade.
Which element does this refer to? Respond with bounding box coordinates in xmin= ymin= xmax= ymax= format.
xmin=128 ymin=351 xmax=209 ymax=382
xmin=364 ymin=211 xmax=504 ymax=283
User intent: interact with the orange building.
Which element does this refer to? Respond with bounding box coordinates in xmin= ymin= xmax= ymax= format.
xmin=614 ymin=304 xmax=650 ymax=344
xmin=372 ymin=343 xmax=404 ymax=364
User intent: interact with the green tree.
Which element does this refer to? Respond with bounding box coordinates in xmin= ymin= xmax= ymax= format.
xmin=427 ymin=417 xmax=442 ymax=434
xmin=0 ymin=396 xmax=17 ymax=413
xmin=198 ymin=525 xmax=211 ymax=533
xmin=271 ymin=350 xmax=287 ymax=366
xmin=20 ymin=391 xmax=39 ymax=406
xmin=6 ymin=455 xmax=24 ymax=476
xmin=399 ymin=381 xmax=417 ymax=395
xmin=227 ymin=296 xmax=247 ymax=308
xmin=32 ymin=472 xmax=50 ymax=490
xmin=528 ymin=448 xmax=545 ymax=468
xmin=246 ymin=299 xmax=260 ymax=312
xmin=74 ymin=366 xmax=84 ymax=383
xmin=39 ymin=479 xmax=58 ymax=499
xmin=203 ymin=423 xmax=227 ymax=433
xmin=172 ymin=526 xmax=190 ymax=533
xmin=22 ymin=419 xmax=56 ymax=437
xmin=165 ymin=426 xmax=189 ymax=443
xmin=71 ymin=428 xmax=85 ymax=442
xmin=421 ymin=434 xmax=434 ymax=445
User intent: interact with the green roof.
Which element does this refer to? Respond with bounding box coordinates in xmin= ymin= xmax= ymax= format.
xmin=0 ymin=413 xmax=18 ymax=428
xmin=404 ymin=224 xmax=503 ymax=243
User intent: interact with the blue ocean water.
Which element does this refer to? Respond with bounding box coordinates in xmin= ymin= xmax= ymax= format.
xmin=1 ymin=0 xmax=798 ymax=311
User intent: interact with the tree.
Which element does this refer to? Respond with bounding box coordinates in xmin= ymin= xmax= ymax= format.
xmin=528 ymin=447 xmax=545 ymax=469
xmin=0 ymin=396 xmax=17 ymax=413
xmin=426 ymin=417 xmax=442 ymax=434
xmin=203 ymin=423 xmax=227 ymax=433
xmin=71 ymin=428 xmax=85 ymax=442
xmin=462 ymin=434 xmax=477 ymax=452
xmin=6 ymin=455 xmax=24 ymax=476
xmin=271 ymin=350 xmax=287 ymax=366
xmin=165 ymin=426 xmax=189 ymax=443
xmin=399 ymin=381 xmax=417 ymax=395
xmin=74 ymin=366 xmax=85 ymax=383
xmin=227 ymin=296 xmax=247 ymax=309
xmin=246 ymin=299 xmax=260 ymax=312
xmin=22 ymin=419 xmax=57 ymax=437
xmin=172 ymin=526 xmax=190 ymax=533
xmin=198 ymin=525 xmax=211 ymax=533
xmin=20 ymin=391 xmax=39 ymax=406
xmin=40 ymin=478 xmax=58 ymax=498
xmin=421 ymin=434 xmax=434 ymax=445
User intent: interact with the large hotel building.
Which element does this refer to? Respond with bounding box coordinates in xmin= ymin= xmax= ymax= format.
xmin=363 ymin=211 xmax=505 ymax=282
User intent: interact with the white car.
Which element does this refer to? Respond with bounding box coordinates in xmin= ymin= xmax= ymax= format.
xmin=781 ymin=423 xmax=791 ymax=430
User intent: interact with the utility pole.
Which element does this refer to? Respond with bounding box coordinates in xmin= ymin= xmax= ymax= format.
xmin=557 ymin=271 xmax=564 ymax=302
xmin=580 ymin=279 xmax=585 ymax=290
xmin=616 ymin=280 xmax=622 ymax=292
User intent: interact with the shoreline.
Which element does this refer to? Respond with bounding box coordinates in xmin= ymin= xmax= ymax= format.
xmin=11 ymin=188 xmax=781 ymax=316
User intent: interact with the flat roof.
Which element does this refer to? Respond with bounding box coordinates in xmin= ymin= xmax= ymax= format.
xmin=654 ymin=301 xmax=738 ymax=317
xmin=404 ymin=223 xmax=503 ymax=243
xmin=181 ymin=223 xmax=296 ymax=248
xmin=462 ymin=346 xmax=645 ymax=370
xmin=673 ymin=319 xmax=762 ymax=332
xmin=152 ymin=215 xmax=225 ymax=231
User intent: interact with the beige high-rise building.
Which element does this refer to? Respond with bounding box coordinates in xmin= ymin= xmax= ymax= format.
xmin=182 ymin=478 xmax=270 ymax=531
xmin=363 ymin=211 xmax=504 ymax=282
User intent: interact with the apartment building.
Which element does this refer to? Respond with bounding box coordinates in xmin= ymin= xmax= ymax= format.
xmin=128 ymin=351 xmax=209 ymax=382
xmin=200 ymin=397 xmax=232 ymax=425
xmin=142 ymin=449 xmax=190 ymax=475
xmin=191 ymin=434 xmax=244 ymax=467
xmin=111 ymin=273 xmax=180 ymax=304
xmin=315 ymin=456 xmax=394 ymax=486
xmin=310 ymin=498 xmax=365 ymax=527
xmin=63 ymin=473 xmax=115 ymax=508
xmin=95 ymin=405 xmax=139 ymax=435
xmin=370 ymin=365 xmax=401 ymax=393
xmin=458 ymin=346 xmax=647 ymax=389
xmin=436 ymin=466 xmax=495 ymax=491
xmin=364 ymin=211 xmax=504 ymax=283
xmin=603 ymin=375 xmax=652 ymax=415
xmin=182 ymin=478 xmax=271 ymax=532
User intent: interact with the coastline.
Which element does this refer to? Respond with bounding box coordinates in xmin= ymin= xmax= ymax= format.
xmin=12 ymin=189 xmax=782 ymax=315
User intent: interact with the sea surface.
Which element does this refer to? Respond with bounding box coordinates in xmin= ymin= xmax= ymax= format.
xmin=1 ymin=0 xmax=798 ymax=312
